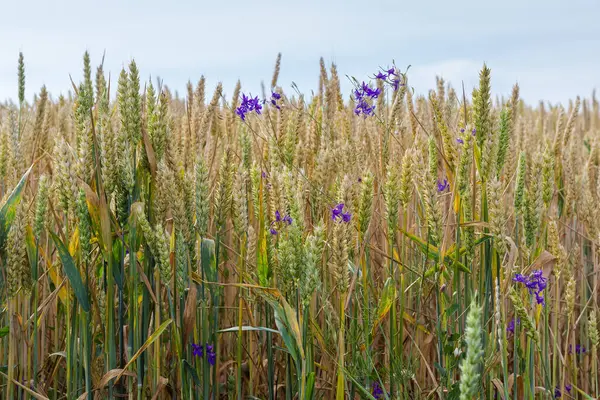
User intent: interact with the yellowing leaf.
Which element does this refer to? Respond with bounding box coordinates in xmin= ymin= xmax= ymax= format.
xmin=371 ymin=277 xmax=395 ymax=335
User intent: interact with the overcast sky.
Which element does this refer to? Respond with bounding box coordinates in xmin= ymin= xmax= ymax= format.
xmin=1 ymin=0 xmax=598 ymax=105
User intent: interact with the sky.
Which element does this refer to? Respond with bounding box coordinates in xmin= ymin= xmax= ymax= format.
xmin=0 ymin=0 xmax=598 ymax=105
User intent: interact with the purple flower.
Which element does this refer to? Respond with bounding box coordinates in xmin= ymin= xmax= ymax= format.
xmin=206 ymin=344 xmax=216 ymax=366
xmin=456 ymin=138 xmax=464 ymax=144
xmin=375 ymin=72 xmax=388 ymax=80
xmin=270 ymin=228 xmax=278 ymax=235
xmin=236 ymin=93 xmax=263 ymax=121
xmin=554 ymin=387 xmax=561 ymax=398
xmin=569 ymin=344 xmax=586 ymax=355
xmin=283 ymin=215 xmax=293 ymax=225
xmin=331 ymin=203 xmax=344 ymax=220
xmin=192 ymin=343 xmax=203 ymax=357
xmin=208 ymin=352 xmax=216 ymax=365
xmin=192 ymin=342 xmax=215 ymax=365
xmin=331 ymin=203 xmax=352 ymax=223
xmin=507 ymin=318 xmax=520 ymax=335
xmin=513 ymin=269 xmax=547 ymax=306
xmin=390 ymin=77 xmax=402 ymax=92
xmin=342 ymin=212 xmax=352 ymax=223
xmin=362 ymin=82 xmax=381 ymax=98
xmin=472 ymin=128 xmax=476 ymax=135
xmin=353 ymin=81 xmax=380 ymax=117
xmin=460 ymin=128 xmax=465 ymax=133
xmin=386 ymin=67 xmax=396 ymax=76
xmin=270 ymin=91 xmax=282 ymax=110
xmin=372 ymin=382 xmax=384 ymax=399
xmin=513 ymin=273 xmax=528 ymax=284
xmin=354 ymin=99 xmax=376 ymax=117
xmin=261 ymin=171 xmax=267 ymax=178
xmin=437 ymin=178 xmax=449 ymax=192
xmin=565 ymin=384 xmax=572 ymax=394
xmin=535 ymin=291 xmax=545 ymax=305
xmin=275 ymin=210 xmax=282 ymax=222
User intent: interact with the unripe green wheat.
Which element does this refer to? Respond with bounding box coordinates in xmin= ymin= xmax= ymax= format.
xmin=459 ymin=296 xmax=483 ymax=400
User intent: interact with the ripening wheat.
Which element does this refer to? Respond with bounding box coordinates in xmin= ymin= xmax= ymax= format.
xmin=0 ymin=51 xmax=597 ymax=400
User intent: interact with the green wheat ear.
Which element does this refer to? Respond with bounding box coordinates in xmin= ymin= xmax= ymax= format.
xmin=589 ymin=310 xmax=599 ymax=348
xmin=18 ymin=52 xmax=25 ymax=106
xmin=473 ymin=64 xmax=492 ymax=148
xmin=496 ymin=106 xmax=511 ymax=177
xmin=508 ymin=287 xmax=539 ymax=343
xmin=459 ymin=294 xmax=483 ymax=400
xmin=514 ymin=151 xmax=527 ymax=213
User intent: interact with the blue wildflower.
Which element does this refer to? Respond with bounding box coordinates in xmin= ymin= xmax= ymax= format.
xmin=513 ymin=273 xmax=528 ymax=284
xmin=569 ymin=344 xmax=586 ymax=355
xmin=331 ymin=203 xmax=351 ymax=223
xmin=331 ymin=203 xmax=344 ymax=220
xmin=192 ymin=343 xmax=203 ymax=357
xmin=353 ymin=81 xmax=380 ymax=117
xmin=206 ymin=344 xmax=216 ymax=366
xmin=437 ymin=178 xmax=449 ymax=192
xmin=236 ymin=93 xmax=263 ymax=121
xmin=507 ymin=318 xmax=520 ymax=335
xmin=513 ymin=270 xmax=547 ymax=306
xmin=456 ymin=138 xmax=464 ymax=144
xmin=375 ymin=71 xmax=388 ymax=80
xmin=342 ymin=212 xmax=352 ymax=223
xmin=554 ymin=387 xmax=561 ymax=398
xmin=192 ymin=342 xmax=215 ymax=365
xmin=372 ymin=382 xmax=384 ymax=399
xmin=270 ymin=91 xmax=282 ymax=110
xmin=361 ymin=82 xmax=381 ymax=98
xmin=390 ymin=77 xmax=402 ymax=91
xmin=565 ymin=384 xmax=572 ymax=394
xmin=270 ymin=210 xmax=292 ymax=233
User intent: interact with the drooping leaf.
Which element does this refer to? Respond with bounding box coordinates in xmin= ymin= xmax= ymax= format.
xmin=344 ymin=372 xmax=377 ymax=400
xmin=50 ymin=231 xmax=90 ymax=312
xmin=30 ymin=228 xmax=68 ymax=304
xmin=218 ymin=326 xmax=279 ymax=334
xmin=0 ymin=370 xmax=49 ymax=400
xmin=0 ymin=164 xmax=32 ymax=250
xmin=200 ymin=238 xmax=217 ymax=283
xmin=255 ymin=289 xmax=303 ymax=365
xmin=257 ymin=227 xmax=270 ymax=287
xmin=371 ymin=277 xmax=395 ymax=335
xmin=400 ymin=228 xmax=472 ymax=273
xmin=183 ymin=359 xmax=201 ymax=386
xmin=97 ymin=369 xmax=137 ymax=388
xmin=115 ymin=319 xmax=172 ymax=383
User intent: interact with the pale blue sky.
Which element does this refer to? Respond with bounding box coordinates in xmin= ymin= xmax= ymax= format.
xmin=1 ymin=0 xmax=598 ymax=105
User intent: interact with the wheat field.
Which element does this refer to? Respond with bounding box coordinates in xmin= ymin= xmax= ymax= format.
xmin=0 ymin=51 xmax=598 ymax=399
